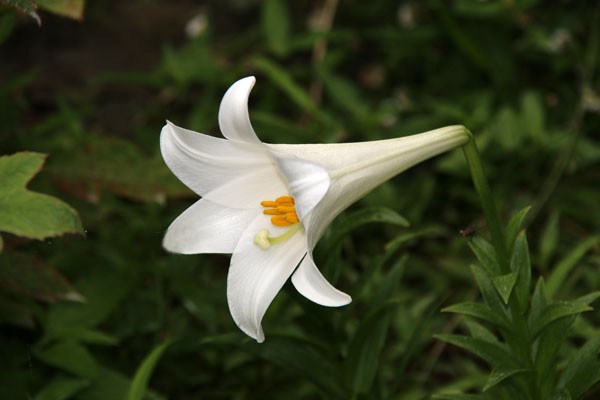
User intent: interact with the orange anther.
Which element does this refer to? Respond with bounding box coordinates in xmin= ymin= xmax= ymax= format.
xmin=276 ymin=205 xmax=295 ymax=213
xmin=276 ymin=196 xmax=295 ymax=205
xmin=271 ymin=216 xmax=293 ymax=227
xmin=285 ymin=213 xmax=299 ymax=223
xmin=260 ymin=201 xmax=278 ymax=207
xmin=263 ymin=209 xmax=281 ymax=215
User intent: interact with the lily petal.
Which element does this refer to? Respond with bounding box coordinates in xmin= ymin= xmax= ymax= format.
xmin=218 ymin=76 xmax=261 ymax=144
xmin=163 ymin=198 xmax=257 ymax=254
xmin=291 ymin=254 xmax=351 ymax=306
xmin=228 ymin=215 xmax=308 ymax=342
xmin=161 ymin=121 xmax=286 ymax=208
xmin=268 ymin=151 xmax=331 ymax=222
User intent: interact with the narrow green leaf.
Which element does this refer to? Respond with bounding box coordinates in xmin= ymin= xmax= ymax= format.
xmin=433 ymin=394 xmax=489 ymax=400
xmin=520 ymin=91 xmax=545 ymax=142
xmin=346 ymin=301 xmax=398 ymax=395
xmin=463 ymin=319 xmax=499 ymax=343
xmin=331 ymin=206 xmax=409 ymax=245
xmin=262 ymin=0 xmax=290 ymax=55
xmin=469 ymin=236 xmax=500 ymax=274
xmin=550 ymin=389 xmax=572 ymax=400
xmin=492 ymin=272 xmax=517 ymax=304
xmin=34 ymin=378 xmax=90 ymax=400
xmin=251 ymin=57 xmax=318 ymax=114
xmin=0 ymin=152 xmax=83 ymax=240
xmin=529 ymin=278 xmax=548 ymax=325
xmin=435 ymin=334 xmax=516 ymax=369
xmin=546 ymin=235 xmax=600 ymax=297
xmin=470 ymin=264 xmax=509 ymax=318
xmin=505 ymin=206 xmax=531 ymax=252
xmin=483 ymin=368 xmax=527 ymax=391
xmin=531 ymin=301 xmax=592 ymax=337
xmin=35 ymin=340 xmax=98 ymax=378
xmin=126 ymin=340 xmax=171 ymax=400
xmin=558 ymin=334 xmax=600 ymax=398
xmin=538 ymin=211 xmax=560 ymax=267
xmin=442 ymin=302 xmax=509 ymax=329
xmin=246 ymin=337 xmax=344 ymax=397
xmin=510 ymin=232 xmax=531 ymax=312
xmin=534 ymin=317 xmax=576 ymax=391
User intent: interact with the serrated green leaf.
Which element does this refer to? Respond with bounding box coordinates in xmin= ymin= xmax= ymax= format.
xmin=35 ymin=340 xmax=98 ymax=378
xmin=0 ymin=152 xmax=83 ymax=240
xmin=469 ymin=236 xmax=500 ymax=274
xmin=505 ymin=206 xmax=531 ymax=252
xmin=443 ymin=301 xmax=509 ymax=329
xmin=126 ymin=340 xmax=171 ymax=400
xmin=492 ymin=272 xmax=517 ymax=304
xmin=546 ymin=235 xmax=600 ymax=297
xmin=36 ymin=0 xmax=84 ymax=20
xmin=483 ymin=368 xmax=527 ymax=391
xmin=435 ymin=334 xmax=516 ymax=369
xmin=531 ymin=302 xmax=592 ymax=337
xmin=34 ymin=377 xmax=90 ymax=400
xmin=48 ymin=136 xmax=191 ymax=204
xmin=558 ymin=334 xmax=600 ymax=398
xmin=0 ymin=251 xmax=84 ymax=303
xmin=510 ymin=232 xmax=531 ymax=312
xmin=262 ymin=0 xmax=290 ymax=56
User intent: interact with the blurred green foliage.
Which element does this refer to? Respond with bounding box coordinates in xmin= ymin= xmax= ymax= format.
xmin=0 ymin=0 xmax=599 ymax=398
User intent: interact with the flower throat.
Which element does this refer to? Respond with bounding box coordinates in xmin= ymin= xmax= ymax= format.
xmin=254 ymin=196 xmax=301 ymax=250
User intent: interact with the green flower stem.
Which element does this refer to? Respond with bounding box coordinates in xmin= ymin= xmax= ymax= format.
xmin=462 ymin=135 xmax=541 ymax=399
xmin=461 ymin=135 xmax=509 ymax=274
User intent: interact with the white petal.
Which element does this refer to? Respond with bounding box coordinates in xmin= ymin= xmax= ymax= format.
xmin=163 ymin=198 xmax=256 ymax=254
xmin=227 ymin=215 xmax=308 ymax=342
xmin=218 ymin=76 xmax=261 ymax=143
xmin=268 ymin=151 xmax=331 ymax=222
xmin=202 ymin=164 xmax=289 ymax=209
xmin=161 ymin=121 xmax=287 ymax=208
xmin=272 ymin=125 xmax=469 ymax=249
xmin=291 ymin=254 xmax=351 ymax=306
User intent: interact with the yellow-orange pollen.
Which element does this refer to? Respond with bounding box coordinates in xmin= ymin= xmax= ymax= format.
xmin=260 ymin=196 xmax=299 ymax=226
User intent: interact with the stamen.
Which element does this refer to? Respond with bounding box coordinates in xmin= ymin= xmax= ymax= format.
xmin=276 ymin=205 xmax=295 ymax=213
xmin=255 ymin=195 xmax=302 ymax=250
xmin=253 ymin=224 xmax=302 ymax=250
xmin=271 ymin=216 xmax=293 ymax=226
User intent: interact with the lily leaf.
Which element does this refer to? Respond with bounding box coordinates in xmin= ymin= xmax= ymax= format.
xmin=492 ymin=272 xmax=518 ymax=304
xmin=126 ymin=340 xmax=172 ymax=400
xmin=0 ymin=152 xmax=83 ymax=241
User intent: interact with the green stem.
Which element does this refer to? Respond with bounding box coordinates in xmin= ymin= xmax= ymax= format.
xmin=462 ymin=136 xmax=509 ymax=274
xmin=462 ymin=135 xmax=541 ymax=399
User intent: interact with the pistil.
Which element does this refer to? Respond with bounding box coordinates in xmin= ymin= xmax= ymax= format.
xmin=254 ymin=195 xmax=302 ymax=250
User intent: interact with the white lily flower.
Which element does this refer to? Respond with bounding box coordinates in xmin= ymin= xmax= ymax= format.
xmin=161 ymin=76 xmax=469 ymax=342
